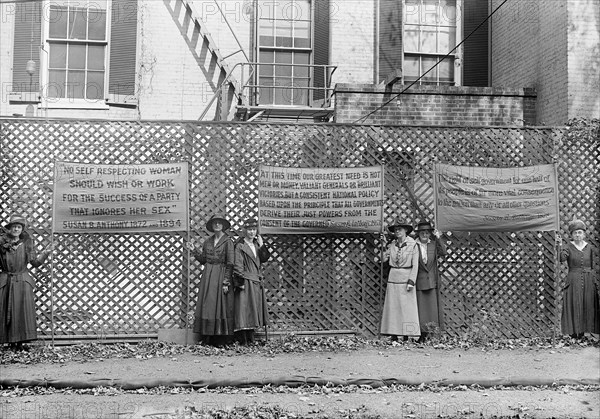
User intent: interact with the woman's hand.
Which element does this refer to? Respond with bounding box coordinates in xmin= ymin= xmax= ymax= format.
xmin=406 ymin=283 xmax=414 ymax=292
xmin=256 ymin=234 xmax=264 ymax=247
xmin=222 ymin=285 xmax=229 ymax=294
xmin=43 ymin=244 xmax=53 ymax=256
xmin=433 ymin=229 xmax=442 ymax=239
xmin=555 ymin=233 xmax=563 ymax=247
xmin=186 ymin=239 xmax=204 ymax=252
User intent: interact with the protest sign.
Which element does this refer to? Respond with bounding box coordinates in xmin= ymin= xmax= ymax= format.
xmin=53 ymin=161 xmax=189 ymax=233
xmin=258 ymin=165 xmax=384 ymax=234
xmin=434 ymin=163 xmax=559 ymax=232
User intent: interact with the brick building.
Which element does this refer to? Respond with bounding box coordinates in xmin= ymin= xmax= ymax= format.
xmin=0 ymin=0 xmax=597 ymax=125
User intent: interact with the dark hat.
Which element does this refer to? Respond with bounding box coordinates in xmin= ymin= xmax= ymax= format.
xmin=206 ymin=214 xmax=231 ymax=232
xmin=568 ymin=219 xmax=586 ymax=234
xmin=414 ymin=221 xmax=434 ymax=232
xmin=5 ymin=214 xmax=27 ymax=230
xmin=243 ymin=218 xmax=259 ymax=228
xmin=387 ymin=219 xmax=413 ymax=235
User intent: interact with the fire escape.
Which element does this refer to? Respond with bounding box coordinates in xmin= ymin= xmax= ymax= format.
xmin=164 ymin=0 xmax=336 ymax=122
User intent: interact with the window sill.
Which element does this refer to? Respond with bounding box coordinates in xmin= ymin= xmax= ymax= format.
xmin=8 ymin=92 xmax=41 ymax=104
xmin=40 ymin=99 xmax=111 ymax=110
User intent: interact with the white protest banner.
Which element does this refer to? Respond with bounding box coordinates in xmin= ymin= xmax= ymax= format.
xmin=434 ymin=163 xmax=559 ymax=232
xmin=258 ymin=165 xmax=384 ymax=234
xmin=53 ymin=161 xmax=189 ymax=233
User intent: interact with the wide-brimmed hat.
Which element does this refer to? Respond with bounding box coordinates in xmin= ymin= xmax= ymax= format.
xmin=387 ymin=219 xmax=413 ymax=235
xmin=414 ymin=221 xmax=434 ymax=233
xmin=5 ymin=214 xmax=27 ymax=230
xmin=206 ymin=214 xmax=231 ymax=232
xmin=243 ymin=218 xmax=259 ymax=229
xmin=568 ymin=219 xmax=586 ymax=234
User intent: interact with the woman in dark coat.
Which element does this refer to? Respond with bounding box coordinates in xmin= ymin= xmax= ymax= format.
xmin=189 ymin=214 xmax=235 ymax=345
xmin=559 ymin=219 xmax=599 ymax=338
xmin=414 ymin=221 xmax=447 ymax=341
xmin=0 ymin=215 xmax=51 ymax=350
xmin=233 ymin=218 xmax=270 ymax=344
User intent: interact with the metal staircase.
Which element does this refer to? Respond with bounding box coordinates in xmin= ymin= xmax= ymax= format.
xmin=163 ymin=0 xmax=243 ymax=120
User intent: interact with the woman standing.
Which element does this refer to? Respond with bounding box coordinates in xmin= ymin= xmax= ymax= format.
xmin=380 ymin=219 xmax=420 ymax=341
xmin=414 ymin=221 xmax=447 ymax=341
xmin=0 ymin=215 xmax=52 ymax=350
xmin=558 ymin=219 xmax=599 ymax=339
xmin=233 ymin=218 xmax=270 ymax=344
xmin=188 ymin=214 xmax=235 ymax=346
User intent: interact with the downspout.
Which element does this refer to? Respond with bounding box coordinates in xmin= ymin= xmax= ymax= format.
xmin=374 ymin=0 xmax=380 ymax=83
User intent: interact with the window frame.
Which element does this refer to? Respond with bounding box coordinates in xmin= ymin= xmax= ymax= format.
xmin=40 ymin=0 xmax=112 ymax=109
xmin=255 ymin=0 xmax=314 ymax=107
xmin=402 ymin=0 xmax=463 ymax=86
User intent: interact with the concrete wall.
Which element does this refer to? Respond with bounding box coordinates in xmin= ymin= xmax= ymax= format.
xmin=334 ymin=84 xmax=536 ymax=126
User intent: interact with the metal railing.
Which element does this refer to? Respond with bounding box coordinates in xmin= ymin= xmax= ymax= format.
xmin=239 ymin=62 xmax=337 ymax=108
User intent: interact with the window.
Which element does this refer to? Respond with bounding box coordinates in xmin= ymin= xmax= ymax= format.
xmin=11 ymin=0 xmax=138 ymax=107
xmin=46 ymin=0 xmax=108 ymax=101
xmin=257 ymin=0 xmax=312 ymax=106
xmin=403 ymin=0 xmax=460 ymax=85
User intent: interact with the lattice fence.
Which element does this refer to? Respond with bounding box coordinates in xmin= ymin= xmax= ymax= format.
xmin=1 ymin=118 xmax=597 ymax=340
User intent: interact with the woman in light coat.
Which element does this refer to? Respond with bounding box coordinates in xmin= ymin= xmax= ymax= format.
xmin=380 ymin=219 xmax=420 ymax=341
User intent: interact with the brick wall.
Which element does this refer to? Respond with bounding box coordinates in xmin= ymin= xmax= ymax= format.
xmin=567 ymin=0 xmax=600 ymax=120
xmin=330 ymin=1 xmax=376 ymax=84
xmin=490 ymin=0 xmax=568 ymax=125
xmin=334 ymin=84 xmax=536 ymax=126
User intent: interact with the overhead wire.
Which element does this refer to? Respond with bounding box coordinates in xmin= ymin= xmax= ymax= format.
xmin=352 ymin=0 xmax=511 ymax=124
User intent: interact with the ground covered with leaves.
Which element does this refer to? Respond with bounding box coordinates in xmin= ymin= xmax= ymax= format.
xmin=1 ymin=333 xmax=598 ymax=366
xmin=1 ymin=335 xmax=598 ymax=418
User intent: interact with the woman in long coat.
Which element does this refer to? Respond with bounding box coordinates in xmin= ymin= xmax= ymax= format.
xmin=380 ymin=219 xmax=420 ymax=341
xmin=559 ymin=219 xmax=599 ymax=338
xmin=0 ymin=215 xmax=51 ymax=349
xmin=233 ymin=218 xmax=270 ymax=344
xmin=189 ymin=214 xmax=235 ymax=345
xmin=414 ymin=221 xmax=447 ymax=340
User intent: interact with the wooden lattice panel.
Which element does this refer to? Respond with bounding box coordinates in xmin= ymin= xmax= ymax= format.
xmin=1 ymin=118 xmax=597 ymax=340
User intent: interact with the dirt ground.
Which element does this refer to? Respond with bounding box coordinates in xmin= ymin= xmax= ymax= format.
xmin=1 ymin=341 xmax=599 ymax=418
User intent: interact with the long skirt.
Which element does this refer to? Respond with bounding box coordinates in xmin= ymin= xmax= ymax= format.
xmin=380 ymin=270 xmax=420 ymax=337
xmin=561 ymin=269 xmax=600 ymax=335
xmin=416 ymin=288 xmax=442 ymax=333
xmin=0 ymin=273 xmax=38 ymax=344
xmin=234 ymin=279 xmax=268 ymax=331
xmin=193 ymin=263 xmax=234 ymax=336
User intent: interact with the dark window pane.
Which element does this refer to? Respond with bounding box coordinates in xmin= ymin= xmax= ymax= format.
xmin=276 ymin=20 xmax=293 ymax=47
xmin=422 ymin=56 xmax=437 ymax=81
xmin=403 ymin=55 xmax=419 ymax=78
xmin=258 ymin=78 xmax=274 ymax=104
xmin=438 ymin=57 xmax=454 ymax=82
xmin=87 ymin=45 xmax=105 ymax=70
xmin=69 ymin=8 xmax=87 ymax=39
xmin=86 ymin=71 xmax=104 ymax=99
xmin=88 ymin=10 xmax=106 ymax=40
xmin=259 ymin=50 xmax=274 ymax=63
xmin=259 ymin=64 xmax=273 ymax=77
xmin=68 ymin=44 xmax=86 ymax=70
xmin=49 ymin=43 xmax=67 ymax=69
xmin=294 ymin=21 xmax=311 ymax=48
xmin=49 ymin=6 xmax=68 ymax=39
xmin=67 ymin=70 xmax=85 ymax=98
xmin=259 ymin=20 xmax=274 ymax=47
xmin=48 ymin=70 xmax=66 ymax=98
